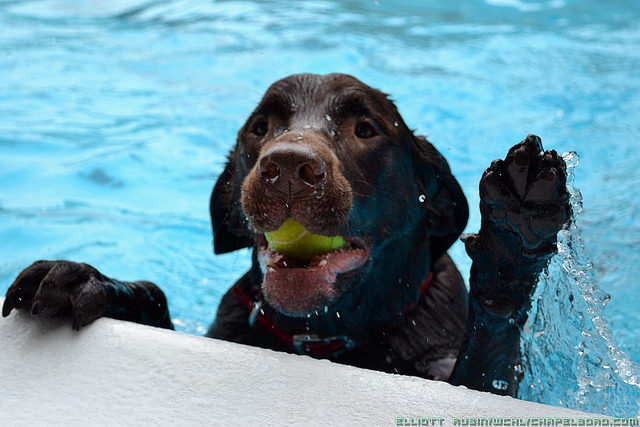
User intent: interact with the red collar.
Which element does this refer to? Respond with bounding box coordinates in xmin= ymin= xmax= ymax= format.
xmin=231 ymin=271 xmax=433 ymax=358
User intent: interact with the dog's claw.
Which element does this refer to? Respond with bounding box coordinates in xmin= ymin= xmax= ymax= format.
xmin=3 ymin=260 xmax=55 ymax=317
xmin=31 ymin=302 xmax=42 ymax=316
xmin=2 ymin=297 xmax=14 ymax=317
xmin=2 ymin=292 xmax=18 ymax=317
xmin=72 ymin=315 xmax=84 ymax=331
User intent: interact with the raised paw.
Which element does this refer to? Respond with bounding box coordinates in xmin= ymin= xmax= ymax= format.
xmin=2 ymin=260 xmax=109 ymax=330
xmin=479 ymin=134 xmax=571 ymax=257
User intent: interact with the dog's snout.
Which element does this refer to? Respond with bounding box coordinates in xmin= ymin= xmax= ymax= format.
xmin=258 ymin=143 xmax=326 ymax=195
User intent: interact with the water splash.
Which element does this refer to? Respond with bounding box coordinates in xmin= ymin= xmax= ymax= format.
xmin=519 ymin=152 xmax=640 ymax=417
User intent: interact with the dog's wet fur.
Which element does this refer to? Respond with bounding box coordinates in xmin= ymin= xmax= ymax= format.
xmin=210 ymin=73 xmax=468 ymax=343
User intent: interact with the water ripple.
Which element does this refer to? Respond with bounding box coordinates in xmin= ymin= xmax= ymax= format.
xmin=520 ymin=153 xmax=640 ymax=417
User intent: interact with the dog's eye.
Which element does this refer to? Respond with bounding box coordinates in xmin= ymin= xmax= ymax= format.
xmin=355 ymin=121 xmax=378 ymax=139
xmin=251 ymin=119 xmax=268 ymax=137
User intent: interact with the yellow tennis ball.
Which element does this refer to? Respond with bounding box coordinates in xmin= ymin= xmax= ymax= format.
xmin=265 ymin=218 xmax=346 ymax=259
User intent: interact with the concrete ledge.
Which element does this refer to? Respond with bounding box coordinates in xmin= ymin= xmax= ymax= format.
xmin=0 ymin=298 xmax=594 ymax=426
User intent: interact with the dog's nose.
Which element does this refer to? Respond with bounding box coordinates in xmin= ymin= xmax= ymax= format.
xmin=259 ymin=143 xmax=326 ymax=196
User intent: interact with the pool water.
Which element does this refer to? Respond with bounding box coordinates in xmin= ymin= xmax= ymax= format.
xmin=1 ymin=0 xmax=638 ymax=417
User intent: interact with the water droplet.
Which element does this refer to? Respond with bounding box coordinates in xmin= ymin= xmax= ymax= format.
xmin=561 ymin=151 xmax=580 ymax=169
xmin=418 ymin=194 xmax=426 ymax=203
xmin=325 ymin=114 xmax=332 ymax=121
xmin=492 ymin=379 xmax=509 ymax=390
xmin=508 ymin=318 xmax=515 ymax=325
xmin=393 ymin=121 xmax=398 ymax=127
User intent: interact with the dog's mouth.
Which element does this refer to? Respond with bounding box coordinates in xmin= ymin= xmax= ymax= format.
xmin=256 ymin=224 xmax=369 ymax=317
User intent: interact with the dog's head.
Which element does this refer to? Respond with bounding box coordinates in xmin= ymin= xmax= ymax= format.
xmin=211 ymin=74 xmax=467 ymax=331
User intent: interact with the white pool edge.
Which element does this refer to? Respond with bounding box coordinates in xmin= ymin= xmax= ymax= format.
xmin=0 ymin=298 xmax=601 ymax=426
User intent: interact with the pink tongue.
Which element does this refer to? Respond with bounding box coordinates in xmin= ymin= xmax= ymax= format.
xmin=261 ymin=249 xmax=368 ymax=317
xmin=313 ymin=249 xmax=368 ymax=272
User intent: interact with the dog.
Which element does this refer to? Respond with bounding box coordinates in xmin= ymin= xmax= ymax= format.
xmin=3 ymin=73 xmax=570 ymax=396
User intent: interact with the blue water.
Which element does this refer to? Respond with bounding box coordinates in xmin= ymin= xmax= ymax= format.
xmin=1 ymin=0 xmax=638 ymax=417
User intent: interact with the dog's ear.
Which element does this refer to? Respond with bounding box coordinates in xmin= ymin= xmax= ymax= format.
xmin=210 ymin=153 xmax=253 ymax=254
xmin=411 ymin=136 xmax=469 ymax=263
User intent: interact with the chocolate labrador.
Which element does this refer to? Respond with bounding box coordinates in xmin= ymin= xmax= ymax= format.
xmin=2 ymin=73 xmax=570 ymax=396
